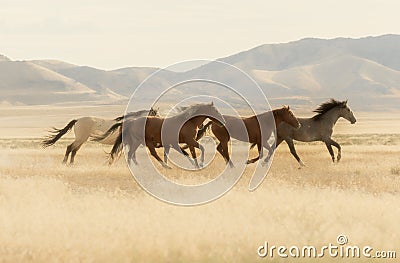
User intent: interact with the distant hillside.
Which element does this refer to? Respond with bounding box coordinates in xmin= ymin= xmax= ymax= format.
xmin=1 ymin=35 xmax=400 ymax=109
xmin=0 ymin=60 xmax=100 ymax=105
xmin=219 ymin=34 xmax=400 ymax=71
xmin=190 ymin=34 xmax=400 ymax=109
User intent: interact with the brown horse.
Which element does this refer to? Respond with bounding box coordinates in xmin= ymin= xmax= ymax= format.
xmin=109 ymin=102 xmax=225 ymax=168
xmin=196 ymin=106 xmax=301 ymax=167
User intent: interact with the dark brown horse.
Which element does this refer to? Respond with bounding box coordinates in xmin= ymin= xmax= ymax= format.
xmin=109 ymin=102 xmax=225 ymax=168
xmin=196 ymin=106 xmax=300 ymax=167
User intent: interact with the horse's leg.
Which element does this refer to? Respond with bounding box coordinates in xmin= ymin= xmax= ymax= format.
xmin=179 ymin=146 xmax=190 ymax=157
xmin=186 ymin=137 xmax=207 ymax=168
xmin=324 ymin=141 xmax=335 ymax=163
xmin=275 ymin=136 xmax=284 ymax=149
xmin=286 ymin=139 xmax=305 ymax=166
xmin=124 ymin=133 xmax=141 ymax=166
xmin=187 ymin=144 xmax=199 ymax=169
xmin=198 ymin=143 xmax=205 ymax=167
xmin=163 ymin=144 xmax=191 ymax=164
xmin=261 ymin=143 xmax=274 ymax=166
xmin=179 ymin=146 xmax=194 ymax=166
xmin=170 ymin=144 xmax=195 ymax=166
xmin=216 ymin=143 xmax=226 ymax=162
xmin=219 ymin=140 xmax=234 ymax=168
xmin=63 ymin=143 xmax=73 ymax=164
xmin=328 ymin=138 xmax=341 ymax=162
xmin=261 ymin=136 xmax=284 ymax=165
xmin=128 ymin=141 xmax=140 ymax=165
xmin=70 ymin=143 xmax=83 ymax=164
xmin=148 ymin=144 xmax=171 ymax=169
xmin=247 ymin=142 xmax=262 ymax=164
xmin=164 ymin=145 xmax=170 ymax=163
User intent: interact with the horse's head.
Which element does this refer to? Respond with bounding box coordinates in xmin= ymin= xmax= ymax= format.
xmin=339 ymin=100 xmax=356 ymax=124
xmin=278 ymin=105 xmax=301 ymax=129
xmin=203 ymin=102 xmax=225 ymax=125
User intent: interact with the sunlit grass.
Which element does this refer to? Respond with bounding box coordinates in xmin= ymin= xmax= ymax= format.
xmin=0 ymin=136 xmax=399 ymax=262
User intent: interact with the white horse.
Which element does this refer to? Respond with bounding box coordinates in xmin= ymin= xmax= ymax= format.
xmin=42 ymin=109 xmax=158 ymax=164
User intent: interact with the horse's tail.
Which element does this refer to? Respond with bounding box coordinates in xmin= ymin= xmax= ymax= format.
xmin=109 ymin=132 xmax=123 ymax=162
xmin=92 ymin=122 xmax=122 ymax=142
xmin=114 ymin=112 xmax=138 ymax=121
xmin=42 ymin=119 xmax=77 ymax=147
xmin=196 ymin=121 xmax=213 ymax=141
xmin=114 ymin=115 xmax=124 ymax=122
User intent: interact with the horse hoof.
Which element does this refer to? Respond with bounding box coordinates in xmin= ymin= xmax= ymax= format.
xmin=299 ymin=161 xmax=306 ymax=167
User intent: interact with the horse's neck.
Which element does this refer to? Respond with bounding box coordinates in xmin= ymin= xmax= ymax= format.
xmin=256 ymin=111 xmax=272 ymax=121
xmin=192 ymin=116 xmax=207 ymax=127
xmin=267 ymin=111 xmax=282 ymax=127
xmin=320 ymin=108 xmax=341 ymax=127
xmin=274 ymin=114 xmax=286 ymax=128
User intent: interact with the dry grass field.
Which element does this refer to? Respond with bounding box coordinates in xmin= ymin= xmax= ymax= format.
xmin=0 ymin=106 xmax=399 ymax=262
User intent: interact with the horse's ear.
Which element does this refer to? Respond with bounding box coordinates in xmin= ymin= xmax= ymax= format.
xmin=211 ymin=101 xmax=214 ymax=106
xmin=343 ymin=100 xmax=348 ymax=106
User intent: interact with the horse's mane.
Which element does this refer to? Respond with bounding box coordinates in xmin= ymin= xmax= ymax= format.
xmin=174 ymin=105 xmax=190 ymax=112
xmin=173 ymin=103 xmax=212 ymax=120
xmin=114 ymin=109 xmax=150 ymax=121
xmin=312 ymin=99 xmax=346 ymax=120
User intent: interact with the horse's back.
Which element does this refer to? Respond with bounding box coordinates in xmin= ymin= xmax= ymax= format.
xmin=74 ymin=117 xmax=116 ymax=142
xmin=278 ymin=117 xmax=320 ymax=142
xmin=221 ymin=115 xmax=258 ymax=142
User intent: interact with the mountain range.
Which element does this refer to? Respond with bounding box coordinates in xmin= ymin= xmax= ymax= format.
xmin=1 ymin=34 xmax=400 ymax=110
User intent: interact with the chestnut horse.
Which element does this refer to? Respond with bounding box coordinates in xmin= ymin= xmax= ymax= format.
xmin=109 ymin=102 xmax=225 ymax=169
xmin=196 ymin=106 xmax=300 ymax=167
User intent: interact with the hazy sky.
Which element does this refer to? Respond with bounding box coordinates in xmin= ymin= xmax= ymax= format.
xmin=0 ymin=0 xmax=399 ymax=70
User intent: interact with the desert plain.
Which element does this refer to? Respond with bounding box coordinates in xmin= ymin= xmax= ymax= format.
xmin=0 ymin=105 xmax=399 ymax=262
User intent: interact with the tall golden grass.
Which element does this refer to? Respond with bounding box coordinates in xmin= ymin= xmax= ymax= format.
xmin=0 ymin=134 xmax=399 ymax=262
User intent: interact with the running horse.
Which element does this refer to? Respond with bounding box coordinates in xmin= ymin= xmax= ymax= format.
xmin=266 ymin=99 xmax=356 ymax=166
xmin=41 ymin=108 xmax=158 ymax=164
xmin=196 ymin=106 xmax=301 ymax=167
xmin=109 ymin=102 xmax=225 ymax=169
